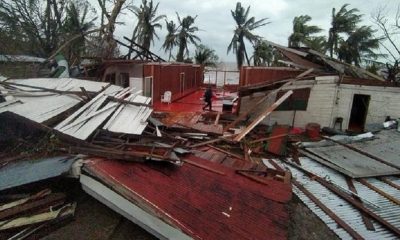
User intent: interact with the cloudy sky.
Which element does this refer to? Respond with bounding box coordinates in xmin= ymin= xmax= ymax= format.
xmin=111 ymin=0 xmax=399 ymax=62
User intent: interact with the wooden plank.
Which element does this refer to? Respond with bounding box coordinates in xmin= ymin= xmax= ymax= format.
xmin=249 ymin=133 xmax=289 ymax=144
xmin=379 ymin=177 xmax=400 ymax=191
xmin=233 ymin=90 xmax=293 ymax=142
xmin=224 ymin=68 xmax=313 ymax=132
xmin=358 ymin=179 xmax=400 ymax=206
xmin=293 ymin=180 xmax=364 ymax=240
xmin=214 ymin=112 xmax=220 ymax=126
xmin=236 ymin=171 xmax=271 ymax=186
xmin=189 ymin=138 xmax=222 ymax=148
xmin=0 ymin=203 xmax=76 ymax=230
xmin=183 ymin=159 xmax=226 ymax=176
xmin=0 ymin=193 xmax=66 ymax=221
xmin=345 ymin=178 xmax=375 ymax=231
xmin=206 ymin=144 xmax=244 ymax=161
xmin=0 ymin=189 xmax=51 ymax=212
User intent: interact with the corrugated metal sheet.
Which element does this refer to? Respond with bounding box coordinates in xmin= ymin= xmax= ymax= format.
xmin=83 ymin=156 xmax=291 ymax=240
xmin=55 ymin=88 xmax=152 ymax=139
xmin=0 ymin=78 xmax=121 ymax=123
xmin=284 ymin=157 xmax=400 ymax=239
xmin=0 ymin=156 xmax=77 ymax=191
xmin=103 ymin=94 xmax=152 ymax=135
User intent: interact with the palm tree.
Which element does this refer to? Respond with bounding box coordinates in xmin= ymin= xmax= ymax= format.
xmin=175 ymin=14 xmax=201 ymax=62
xmin=162 ymin=20 xmax=178 ymax=60
xmin=337 ymin=26 xmax=380 ymax=66
xmin=288 ymin=15 xmax=322 ymax=48
xmin=194 ymin=44 xmax=219 ymax=67
xmin=131 ymin=0 xmax=165 ymax=51
xmin=63 ymin=1 xmax=97 ymax=63
xmin=227 ymin=2 xmax=269 ymax=69
xmin=252 ymin=40 xmax=274 ymax=66
xmin=328 ymin=4 xmax=362 ymax=58
xmin=306 ymin=36 xmax=328 ymax=54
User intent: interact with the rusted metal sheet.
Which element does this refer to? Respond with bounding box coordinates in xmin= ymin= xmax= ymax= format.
xmin=239 ymin=67 xmax=303 ymax=86
xmin=83 ymin=157 xmax=292 ymax=240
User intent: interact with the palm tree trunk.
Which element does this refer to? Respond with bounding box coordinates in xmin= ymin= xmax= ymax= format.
xmin=176 ymin=37 xmax=185 ymax=62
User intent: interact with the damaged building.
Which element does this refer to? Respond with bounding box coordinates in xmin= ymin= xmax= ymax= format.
xmin=238 ymin=44 xmax=399 ymax=132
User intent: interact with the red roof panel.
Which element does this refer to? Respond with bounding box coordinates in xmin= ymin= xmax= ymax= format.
xmin=84 ymin=155 xmax=291 ymax=240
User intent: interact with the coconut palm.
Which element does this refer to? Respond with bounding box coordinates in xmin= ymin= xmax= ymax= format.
xmin=328 ymin=4 xmax=362 ymax=58
xmin=252 ymin=40 xmax=274 ymax=66
xmin=337 ymin=26 xmax=380 ymax=66
xmin=175 ymin=14 xmax=201 ymax=62
xmin=162 ymin=20 xmax=178 ymax=60
xmin=194 ymin=44 xmax=219 ymax=67
xmin=288 ymin=15 xmax=322 ymax=48
xmin=306 ymin=36 xmax=328 ymax=54
xmin=227 ymin=2 xmax=269 ymax=69
xmin=63 ymin=1 xmax=97 ymax=63
xmin=131 ymin=0 xmax=165 ymax=51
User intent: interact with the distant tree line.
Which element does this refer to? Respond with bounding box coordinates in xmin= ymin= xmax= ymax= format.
xmin=0 ymin=0 xmax=399 ymax=79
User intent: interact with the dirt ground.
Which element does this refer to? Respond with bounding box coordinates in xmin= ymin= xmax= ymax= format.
xmin=1 ymin=178 xmax=339 ymax=240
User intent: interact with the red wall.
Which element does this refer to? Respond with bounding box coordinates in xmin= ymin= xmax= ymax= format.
xmin=144 ymin=63 xmax=204 ymax=102
xmin=240 ymin=67 xmax=303 ymax=86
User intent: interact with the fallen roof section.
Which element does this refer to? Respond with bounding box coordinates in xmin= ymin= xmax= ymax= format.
xmin=55 ymin=88 xmax=152 ymax=140
xmin=82 ymin=156 xmax=292 ymax=240
xmin=0 ymin=78 xmax=121 ymax=123
xmin=0 ymin=156 xmax=78 ymax=191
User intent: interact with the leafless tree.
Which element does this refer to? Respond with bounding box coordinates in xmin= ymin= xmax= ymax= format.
xmin=372 ymin=4 xmax=400 ymax=81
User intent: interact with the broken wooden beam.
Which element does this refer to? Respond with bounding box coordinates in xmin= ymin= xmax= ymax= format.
xmin=233 ymin=90 xmax=293 ymax=142
xmin=0 ymin=203 xmax=76 ymax=231
xmin=345 ymin=178 xmax=375 ymax=231
xmin=183 ymin=158 xmax=226 ymax=176
xmin=224 ymin=68 xmax=313 ymax=132
xmin=206 ymin=144 xmax=244 ymax=161
xmin=0 ymin=193 xmax=66 ymax=221
xmin=249 ymin=133 xmax=289 ymax=144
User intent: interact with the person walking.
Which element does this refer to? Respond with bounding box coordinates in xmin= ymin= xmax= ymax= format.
xmin=203 ymin=87 xmax=212 ymax=111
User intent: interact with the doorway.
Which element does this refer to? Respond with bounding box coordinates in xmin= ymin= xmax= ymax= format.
xmin=348 ymin=94 xmax=370 ymax=132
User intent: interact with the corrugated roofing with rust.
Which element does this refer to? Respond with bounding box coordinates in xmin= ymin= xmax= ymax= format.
xmin=83 ymin=155 xmax=292 ymax=240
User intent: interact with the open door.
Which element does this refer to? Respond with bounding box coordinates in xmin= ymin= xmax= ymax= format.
xmin=348 ymin=94 xmax=370 ymax=132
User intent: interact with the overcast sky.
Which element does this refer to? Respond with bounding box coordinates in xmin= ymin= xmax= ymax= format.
xmin=110 ymin=0 xmax=399 ymax=62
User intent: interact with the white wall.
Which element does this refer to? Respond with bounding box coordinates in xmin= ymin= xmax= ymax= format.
xmin=240 ymin=76 xmax=400 ymax=129
xmin=335 ymin=85 xmax=400 ymax=129
xmin=261 ymin=78 xmax=337 ymax=128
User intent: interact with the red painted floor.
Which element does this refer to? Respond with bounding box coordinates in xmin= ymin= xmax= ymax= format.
xmin=153 ymin=89 xmax=237 ymax=113
xmin=84 ymin=156 xmax=291 ymax=240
